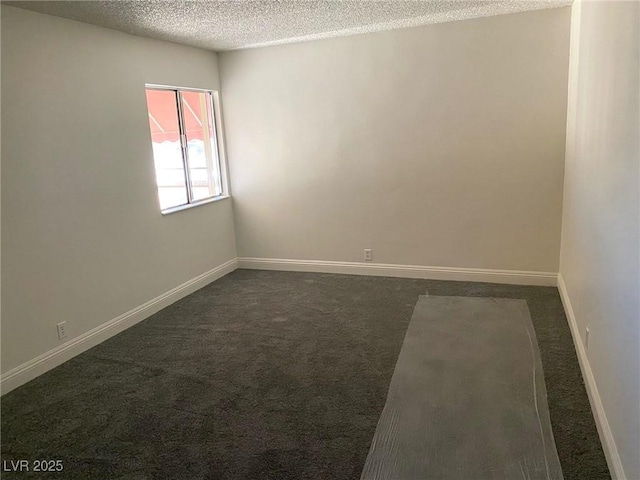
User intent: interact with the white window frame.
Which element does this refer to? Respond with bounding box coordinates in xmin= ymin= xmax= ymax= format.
xmin=145 ymin=84 xmax=230 ymax=215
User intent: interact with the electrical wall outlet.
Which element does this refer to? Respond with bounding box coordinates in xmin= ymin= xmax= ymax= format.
xmin=57 ymin=321 xmax=67 ymax=340
xmin=364 ymin=248 xmax=372 ymax=262
xmin=585 ymin=327 xmax=590 ymax=351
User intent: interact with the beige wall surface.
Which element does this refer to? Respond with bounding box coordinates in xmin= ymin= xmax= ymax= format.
xmin=1 ymin=6 xmax=237 ymax=374
xmin=220 ymin=7 xmax=571 ymax=272
xmin=559 ymin=1 xmax=640 ymax=478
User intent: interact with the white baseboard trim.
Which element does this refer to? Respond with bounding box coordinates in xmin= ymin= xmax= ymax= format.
xmin=237 ymin=257 xmax=558 ymax=286
xmin=0 ymin=258 xmax=238 ymax=396
xmin=557 ymin=273 xmax=625 ymax=480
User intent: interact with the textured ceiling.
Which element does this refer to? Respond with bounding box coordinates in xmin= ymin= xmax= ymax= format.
xmin=4 ymin=1 xmax=571 ymax=51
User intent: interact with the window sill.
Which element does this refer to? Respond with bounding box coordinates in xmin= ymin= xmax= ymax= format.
xmin=161 ymin=195 xmax=230 ymax=215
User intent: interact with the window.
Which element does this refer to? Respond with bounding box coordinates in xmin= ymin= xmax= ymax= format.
xmin=145 ymin=86 xmax=225 ymax=213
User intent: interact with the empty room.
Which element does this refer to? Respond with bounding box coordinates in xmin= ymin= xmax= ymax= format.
xmin=1 ymin=0 xmax=638 ymax=479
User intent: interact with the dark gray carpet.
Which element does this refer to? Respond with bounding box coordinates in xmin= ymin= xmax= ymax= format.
xmin=1 ymin=270 xmax=609 ymax=479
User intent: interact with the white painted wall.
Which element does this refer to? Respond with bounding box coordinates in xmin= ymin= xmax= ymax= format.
xmin=1 ymin=6 xmax=237 ymax=375
xmin=220 ymin=7 xmax=571 ymax=273
xmin=559 ymin=1 xmax=640 ymax=478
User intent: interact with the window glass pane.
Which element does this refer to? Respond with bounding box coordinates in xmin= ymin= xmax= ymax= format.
xmin=181 ymin=91 xmax=222 ymax=201
xmin=145 ymin=89 xmax=188 ymax=210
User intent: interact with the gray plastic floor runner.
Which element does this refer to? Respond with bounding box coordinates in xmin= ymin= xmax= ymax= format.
xmin=361 ymin=295 xmax=563 ymax=480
